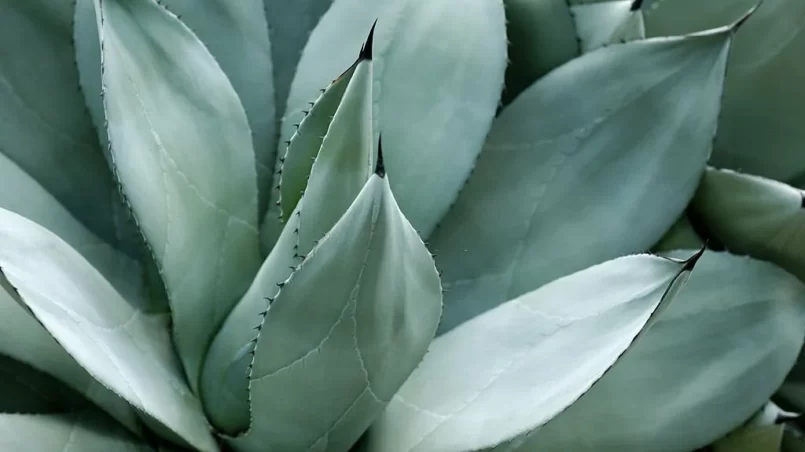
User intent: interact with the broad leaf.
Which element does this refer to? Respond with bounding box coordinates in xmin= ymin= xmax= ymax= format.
xmin=0 ymin=278 xmax=140 ymax=433
xmin=0 ymin=0 xmax=133 ymax=253
xmin=690 ymin=168 xmax=805 ymax=282
xmin=202 ymin=58 xmax=374 ymax=432
xmin=282 ymin=0 xmax=507 ymax=237
xmin=159 ymin=0 xmax=277 ymax=216
xmin=364 ymin=252 xmax=696 ymax=452
xmin=94 ymin=0 xmax=262 ymax=388
xmin=430 ymin=25 xmax=733 ymax=334
xmin=0 ymin=208 xmax=218 ymax=452
xmin=520 ymin=251 xmax=805 ymax=451
xmin=645 ymin=0 xmax=805 ymax=184
xmin=0 ymin=411 xmax=151 ymax=451
xmin=232 ymin=173 xmax=442 ymax=452
xmin=652 ymin=213 xmax=704 ymax=253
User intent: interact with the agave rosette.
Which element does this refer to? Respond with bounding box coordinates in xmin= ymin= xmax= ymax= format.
xmin=0 ymin=0 xmax=804 ymax=451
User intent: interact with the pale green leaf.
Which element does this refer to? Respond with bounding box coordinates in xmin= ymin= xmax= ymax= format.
xmin=263 ymin=0 xmax=334 ymax=133
xmin=0 ymin=278 xmax=140 ymax=433
xmin=282 ymin=0 xmax=507 ymax=237
xmin=364 ymin=253 xmax=695 ymax=452
xmin=500 ymin=0 xmax=580 ymax=106
xmin=202 ymin=55 xmax=375 ymax=433
xmin=430 ymin=27 xmax=732 ymax=334
xmin=277 ymin=62 xmax=357 ymax=222
xmin=690 ymin=168 xmax=805 ymax=281
xmin=519 ymin=251 xmax=805 ymax=452
xmin=259 ymin=0 xmax=391 ymax=249
xmin=95 ymin=0 xmax=262 ymax=388
xmin=0 ymin=208 xmax=218 ymax=452
xmin=0 ymin=0 xmax=133 ymax=253
xmin=232 ymin=174 xmax=442 ymax=452
xmin=645 ymin=0 xmax=805 ymax=184
xmin=159 ymin=0 xmax=276 ymax=216
xmin=0 ymin=411 xmax=151 ymax=452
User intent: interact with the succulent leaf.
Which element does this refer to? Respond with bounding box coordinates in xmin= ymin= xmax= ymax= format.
xmin=652 ymin=212 xmax=705 ymax=253
xmin=232 ymin=173 xmax=442 ymax=452
xmin=0 ymin=0 xmax=134 ymax=255
xmin=364 ymin=252 xmax=696 ymax=452
xmin=524 ymin=251 xmax=805 ymax=451
xmin=282 ymin=0 xmax=507 ymax=238
xmin=263 ymin=0 xmax=335 ymax=134
xmin=0 ymin=208 xmax=218 ymax=451
xmin=157 ymin=0 xmax=277 ymax=218
xmin=690 ymin=168 xmax=805 ymax=282
xmin=202 ymin=55 xmax=374 ymax=433
xmin=278 ymin=62 xmax=357 ymax=222
xmin=430 ymin=26 xmax=733 ymax=334
xmin=0 ymin=411 xmax=151 ymax=451
xmin=93 ymin=0 xmax=263 ymax=389
xmin=645 ymin=0 xmax=805 ymax=184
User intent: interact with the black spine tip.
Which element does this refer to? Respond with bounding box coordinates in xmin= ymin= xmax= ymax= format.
xmin=800 ymin=193 xmax=805 ymax=209
xmin=359 ymin=19 xmax=378 ymax=61
xmin=682 ymin=243 xmax=707 ymax=272
xmin=630 ymin=0 xmax=643 ymax=11
xmin=375 ymin=136 xmax=386 ymax=178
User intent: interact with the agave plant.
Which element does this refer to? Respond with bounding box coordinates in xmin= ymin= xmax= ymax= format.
xmin=1 ymin=0 xmax=805 ymax=451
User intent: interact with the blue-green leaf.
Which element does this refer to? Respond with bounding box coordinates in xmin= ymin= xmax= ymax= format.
xmin=94 ymin=0 xmax=262 ymax=389
xmin=430 ymin=26 xmax=733 ymax=334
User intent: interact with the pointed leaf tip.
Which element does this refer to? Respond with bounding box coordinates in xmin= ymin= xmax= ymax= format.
xmin=732 ymin=1 xmax=764 ymax=31
xmin=375 ymin=136 xmax=386 ymax=178
xmin=359 ymin=19 xmax=378 ymax=61
xmin=630 ymin=0 xmax=644 ymax=11
xmin=683 ymin=244 xmax=707 ymax=272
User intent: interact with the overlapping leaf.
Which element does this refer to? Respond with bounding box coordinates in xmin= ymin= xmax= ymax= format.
xmin=0 ymin=411 xmax=151 ymax=451
xmin=93 ymin=0 xmax=262 ymax=389
xmin=233 ymin=173 xmax=442 ymax=452
xmin=645 ymin=0 xmax=805 ymax=184
xmin=364 ymin=252 xmax=696 ymax=452
xmin=690 ymin=168 xmax=805 ymax=281
xmin=0 ymin=0 xmax=133 ymax=253
xmin=430 ymin=25 xmax=734 ymax=334
xmin=522 ymin=252 xmax=805 ymax=451
xmin=0 ymin=208 xmax=218 ymax=451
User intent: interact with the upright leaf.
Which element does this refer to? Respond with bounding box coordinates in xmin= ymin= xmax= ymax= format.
xmin=0 ymin=208 xmax=218 ymax=452
xmin=364 ymin=252 xmax=697 ymax=452
xmin=232 ymin=172 xmax=442 ymax=452
xmin=0 ymin=411 xmax=151 ymax=451
xmin=159 ymin=0 xmax=277 ymax=216
xmin=94 ymin=0 xmax=262 ymax=388
xmin=645 ymin=0 xmax=805 ymax=184
xmin=571 ymin=0 xmax=645 ymax=51
xmin=0 ymin=0 xmax=132 ymax=253
xmin=430 ymin=25 xmax=733 ymax=334
xmin=202 ymin=53 xmax=375 ymax=433
xmin=521 ymin=251 xmax=805 ymax=452
xmin=690 ymin=168 xmax=805 ymax=282
xmin=282 ymin=0 xmax=508 ymax=237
